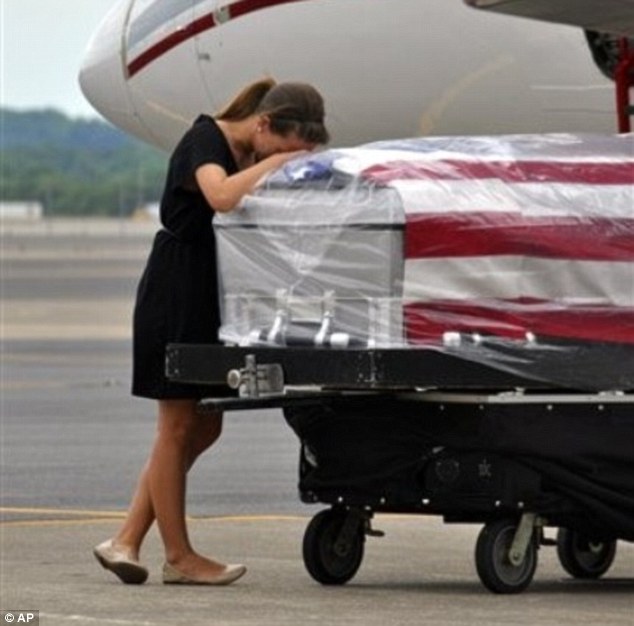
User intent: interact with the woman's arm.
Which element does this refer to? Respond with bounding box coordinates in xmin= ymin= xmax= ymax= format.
xmin=195 ymin=151 xmax=303 ymax=213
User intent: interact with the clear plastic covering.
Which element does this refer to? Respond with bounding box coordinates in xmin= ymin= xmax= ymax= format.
xmin=214 ymin=134 xmax=634 ymax=390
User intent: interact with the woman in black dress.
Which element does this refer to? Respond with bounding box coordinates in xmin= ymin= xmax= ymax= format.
xmin=94 ymin=79 xmax=329 ymax=585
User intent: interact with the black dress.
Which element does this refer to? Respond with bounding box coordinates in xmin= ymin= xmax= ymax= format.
xmin=132 ymin=115 xmax=237 ymax=399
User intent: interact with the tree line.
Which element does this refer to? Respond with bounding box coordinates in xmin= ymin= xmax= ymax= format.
xmin=1 ymin=108 xmax=168 ymax=216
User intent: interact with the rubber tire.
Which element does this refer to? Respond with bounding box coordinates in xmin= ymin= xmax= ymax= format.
xmin=475 ymin=519 xmax=538 ymax=594
xmin=302 ymin=508 xmax=365 ymax=585
xmin=556 ymin=528 xmax=617 ymax=579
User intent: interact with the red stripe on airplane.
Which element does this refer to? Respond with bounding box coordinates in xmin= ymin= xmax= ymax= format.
xmin=127 ymin=0 xmax=308 ymax=78
xmin=363 ymin=159 xmax=634 ymax=185
xmin=405 ymin=212 xmax=634 ymax=261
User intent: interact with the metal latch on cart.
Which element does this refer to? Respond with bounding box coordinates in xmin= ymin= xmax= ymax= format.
xmin=226 ymin=354 xmax=284 ymax=398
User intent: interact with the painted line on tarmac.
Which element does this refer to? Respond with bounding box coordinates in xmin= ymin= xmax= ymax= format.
xmin=0 ymin=507 xmax=308 ymax=527
xmin=1 ymin=506 xmax=424 ymax=521
xmin=1 ymin=506 xmax=425 ymax=528
xmin=1 ymin=519 xmax=128 ymax=527
xmin=0 ymin=506 xmax=125 ymax=527
xmin=1 ymin=506 xmax=306 ymax=520
xmin=0 ymin=506 xmax=127 ymax=517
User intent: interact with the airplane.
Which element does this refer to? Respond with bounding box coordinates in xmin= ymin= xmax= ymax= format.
xmin=79 ymin=0 xmax=634 ymax=151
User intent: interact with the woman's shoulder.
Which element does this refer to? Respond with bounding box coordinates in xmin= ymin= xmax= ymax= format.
xmin=191 ymin=114 xmax=220 ymax=133
xmin=193 ymin=113 xmax=215 ymax=125
xmin=185 ymin=115 xmax=229 ymax=151
xmin=172 ymin=114 xmax=236 ymax=172
xmin=176 ymin=115 xmax=223 ymax=152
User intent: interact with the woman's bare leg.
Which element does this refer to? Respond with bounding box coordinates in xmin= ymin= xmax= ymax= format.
xmin=111 ymin=460 xmax=153 ymax=560
xmin=112 ymin=403 xmax=223 ymax=560
xmin=144 ymin=399 xmax=232 ymax=576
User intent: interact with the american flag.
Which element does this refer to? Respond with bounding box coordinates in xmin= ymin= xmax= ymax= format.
xmin=285 ymin=134 xmax=634 ymax=347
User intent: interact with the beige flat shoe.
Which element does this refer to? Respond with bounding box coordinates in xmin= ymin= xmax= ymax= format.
xmin=162 ymin=561 xmax=247 ymax=586
xmin=93 ymin=539 xmax=149 ymax=584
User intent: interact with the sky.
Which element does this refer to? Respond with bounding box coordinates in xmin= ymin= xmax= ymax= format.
xmin=1 ymin=0 xmax=117 ymax=119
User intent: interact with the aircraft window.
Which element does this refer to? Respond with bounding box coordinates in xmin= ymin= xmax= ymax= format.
xmin=584 ymin=31 xmax=633 ymax=81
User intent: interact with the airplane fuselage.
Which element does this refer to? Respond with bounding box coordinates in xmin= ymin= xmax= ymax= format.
xmin=80 ymin=0 xmax=617 ymax=150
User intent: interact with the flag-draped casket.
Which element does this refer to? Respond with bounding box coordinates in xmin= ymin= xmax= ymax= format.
xmin=214 ymin=134 xmax=634 ymax=390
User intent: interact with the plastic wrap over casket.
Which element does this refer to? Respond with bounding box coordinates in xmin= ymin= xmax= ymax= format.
xmin=214 ymin=134 xmax=634 ymax=390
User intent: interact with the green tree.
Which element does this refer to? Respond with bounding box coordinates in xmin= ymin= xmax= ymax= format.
xmin=0 ymin=108 xmax=167 ymax=216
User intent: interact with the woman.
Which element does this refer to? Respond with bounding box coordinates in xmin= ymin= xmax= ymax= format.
xmin=94 ymin=79 xmax=329 ymax=585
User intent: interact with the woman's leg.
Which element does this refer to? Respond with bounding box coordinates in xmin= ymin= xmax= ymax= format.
xmin=112 ymin=404 xmax=223 ymax=559
xmin=146 ymin=400 xmax=232 ymax=576
xmin=111 ymin=460 xmax=153 ymax=560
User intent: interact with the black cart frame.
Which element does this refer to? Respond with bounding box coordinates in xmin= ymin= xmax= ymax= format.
xmin=166 ymin=343 xmax=634 ymax=594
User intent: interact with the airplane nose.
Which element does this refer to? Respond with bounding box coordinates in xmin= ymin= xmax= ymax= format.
xmin=78 ymin=0 xmax=154 ymax=143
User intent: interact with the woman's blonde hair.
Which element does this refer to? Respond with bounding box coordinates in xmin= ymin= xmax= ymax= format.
xmin=216 ymin=78 xmax=329 ymax=145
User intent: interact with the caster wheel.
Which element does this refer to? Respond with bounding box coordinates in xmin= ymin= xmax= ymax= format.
xmin=302 ymin=508 xmax=365 ymax=585
xmin=556 ymin=528 xmax=617 ymax=579
xmin=475 ymin=519 xmax=537 ymax=594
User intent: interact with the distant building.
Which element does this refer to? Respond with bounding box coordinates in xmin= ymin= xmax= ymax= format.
xmin=131 ymin=202 xmax=160 ymax=222
xmin=0 ymin=201 xmax=44 ymax=221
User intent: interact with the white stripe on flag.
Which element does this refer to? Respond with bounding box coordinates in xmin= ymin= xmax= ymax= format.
xmin=403 ymin=256 xmax=634 ymax=306
xmin=391 ymin=180 xmax=634 ymax=217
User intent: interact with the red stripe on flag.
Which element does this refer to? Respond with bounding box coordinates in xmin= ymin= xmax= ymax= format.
xmin=404 ymin=300 xmax=634 ymax=345
xmin=405 ymin=212 xmax=634 ymax=261
xmin=363 ymin=159 xmax=634 ymax=185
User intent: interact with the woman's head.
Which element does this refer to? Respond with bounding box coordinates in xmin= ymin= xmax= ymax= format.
xmin=255 ymin=81 xmax=329 ymax=145
xmin=216 ymin=78 xmax=329 ymax=158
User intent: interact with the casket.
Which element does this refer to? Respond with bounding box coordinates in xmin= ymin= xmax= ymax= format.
xmin=214 ymin=133 xmax=634 ymax=389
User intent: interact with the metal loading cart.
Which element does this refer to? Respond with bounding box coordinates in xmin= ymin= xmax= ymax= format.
xmin=167 ymin=133 xmax=634 ymax=593
xmin=285 ymin=390 xmax=634 ymax=594
xmin=167 ymin=344 xmax=634 ymax=594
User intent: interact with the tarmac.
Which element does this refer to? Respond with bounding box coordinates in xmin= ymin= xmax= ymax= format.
xmin=1 ymin=219 xmax=633 ymax=626
xmin=3 ymin=514 xmax=634 ymax=626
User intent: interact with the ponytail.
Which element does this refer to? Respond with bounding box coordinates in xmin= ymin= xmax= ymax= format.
xmin=216 ymin=77 xmax=277 ymax=121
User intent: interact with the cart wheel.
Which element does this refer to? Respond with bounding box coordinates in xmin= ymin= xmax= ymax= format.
xmin=556 ymin=528 xmax=617 ymax=579
xmin=302 ymin=508 xmax=365 ymax=585
xmin=475 ymin=519 xmax=538 ymax=594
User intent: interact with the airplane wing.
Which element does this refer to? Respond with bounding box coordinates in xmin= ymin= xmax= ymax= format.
xmin=465 ymin=0 xmax=634 ymax=36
